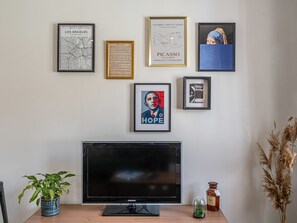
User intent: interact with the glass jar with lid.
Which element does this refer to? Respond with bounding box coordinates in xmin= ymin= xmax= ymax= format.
xmin=206 ymin=181 xmax=220 ymax=211
xmin=192 ymin=196 xmax=205 ymax=218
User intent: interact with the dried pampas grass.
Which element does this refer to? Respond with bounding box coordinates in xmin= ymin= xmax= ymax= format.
xmin=258 ymin=117 xmax=297 ymax=223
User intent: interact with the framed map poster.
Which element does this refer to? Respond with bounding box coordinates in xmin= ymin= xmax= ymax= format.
xmin=183 ymin=76 xmax=211 ymax=110
xmin=148 ymin=17 xmax=187 ymax=67
xmin=134 ymin=83 xmax=171 ymax=132
xmin=57 ymin=23 xmax=95 ymax=72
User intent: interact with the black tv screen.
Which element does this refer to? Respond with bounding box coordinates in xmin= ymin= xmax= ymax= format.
xmin=83 ymin=141 xmax=181 ymax=212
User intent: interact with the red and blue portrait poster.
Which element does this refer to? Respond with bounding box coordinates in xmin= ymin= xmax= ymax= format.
xmin=141 ymin=91 xmax=164 ymax=124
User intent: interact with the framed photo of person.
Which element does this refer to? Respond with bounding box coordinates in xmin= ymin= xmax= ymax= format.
xmin=106 ymin=41 xmax=134 ymax=79
xmin=57 ymin=23 xmax=95 ymax=72
xmin=198 ymin=23 xmax=235 ymax=71
xmin=134 ymin=83 xmax=171 ymax=132
xmin=148 ymin=16 xmax=187 ymax=67
xmin=183 ymin=76 xmax=211 ymax=110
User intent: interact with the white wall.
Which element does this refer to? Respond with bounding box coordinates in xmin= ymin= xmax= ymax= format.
xmin=0 ymin=0 xmax=296 ymax=222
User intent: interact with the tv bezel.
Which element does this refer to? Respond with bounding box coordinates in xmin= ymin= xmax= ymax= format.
xmin=82 ymin=141 xmax=182 ymax=205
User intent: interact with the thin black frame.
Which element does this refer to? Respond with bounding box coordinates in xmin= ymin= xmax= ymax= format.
xmin=198 ymin=23 xmax=235 ymax=72
xmin=134 ymin=83 xmax=171 ymax=132
xmin=57 ymin=23 xmax=95 ymax=72
xmin=183 ymin=76 xmax=211 ymax=110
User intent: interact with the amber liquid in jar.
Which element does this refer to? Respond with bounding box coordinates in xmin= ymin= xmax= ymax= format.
xmin=206 ymin=182 xmax=220 ymax=211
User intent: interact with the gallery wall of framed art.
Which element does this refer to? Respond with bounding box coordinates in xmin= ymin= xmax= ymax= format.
xmin=55 ymin=19 xmax=235 ymax=132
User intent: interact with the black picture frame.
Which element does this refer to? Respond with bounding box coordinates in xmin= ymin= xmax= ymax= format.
xmin=57 ymin=23 xmax=95 ymax=72
xmin=183 ymin=76 xmax=211 ymax=110
xmin=198 ymin=23 xmax=235 ymax=72
xmin=134 ymin=83 xmax=171 ymax=132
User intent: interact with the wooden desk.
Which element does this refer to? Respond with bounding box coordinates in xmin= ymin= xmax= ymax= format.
xmin=25 ymin=204 xmax=228 ymax=223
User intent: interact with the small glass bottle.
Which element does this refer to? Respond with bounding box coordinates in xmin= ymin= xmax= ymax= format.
xmin=192 ymin=196 xmax=205 ymax=218
xmin=206 ymin=181 xmax=220 ymax=211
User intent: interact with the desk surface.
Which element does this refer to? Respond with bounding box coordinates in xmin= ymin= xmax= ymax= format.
xmin=25 ymin=204 xmax=228 ymax=223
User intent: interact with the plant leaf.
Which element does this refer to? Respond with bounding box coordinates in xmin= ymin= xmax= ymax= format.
xmin=24 ymin=175 xmax=37 ymax=182
xmin=49 ymin=189 xmax=55 ymax=201
xmin=36 ymin=198 xmax=40 ymax=206
xmin=57 ymin=171 xmax=68 ymax=176
xmin=64 ymin=173 xmax=75 ymax=178
xmin=29 ymin=187 xmax=41 ymax=203
xmin=18 ymin=185 xmax=32 ymax=204
xmin=61 ymin=182 xmax=70 ymax=186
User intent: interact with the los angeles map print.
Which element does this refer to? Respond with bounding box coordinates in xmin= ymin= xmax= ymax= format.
xmin=58 ymin=24 xmax=94 ymax=72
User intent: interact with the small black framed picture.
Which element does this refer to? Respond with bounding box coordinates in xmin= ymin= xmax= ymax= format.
xmin=198 ymin=23 xmax=235 ymax=71
xmin=134 ymin=83 xmax=171 ymax=132
xmin=57 ymin=23 xmax=95 ymax=72
xmin=183 ymin=76 xmax=211 ymax=110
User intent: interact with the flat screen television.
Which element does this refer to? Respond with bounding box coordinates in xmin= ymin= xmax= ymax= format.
xmin=83 ymin=141 xmax=181 ymax=216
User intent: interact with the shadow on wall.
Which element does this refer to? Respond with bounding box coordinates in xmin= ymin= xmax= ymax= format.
xmin=176 ymin=78 xmax=183 ymax=110
xmin=244 ymin=0 xmax=297 ymax=222
xmin=246 ymin=1 xmax=297 ymax=223
xmin=271 ymin=0 xmax=297 ymax=222
xmin=244 ymin=142 xmax=267 ymax=223
xmin=272 ymin=2 xmax=297 ymax=122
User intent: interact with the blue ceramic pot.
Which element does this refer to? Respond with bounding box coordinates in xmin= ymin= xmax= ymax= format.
xmin=41 ymin=196 xmax=60 ymax=216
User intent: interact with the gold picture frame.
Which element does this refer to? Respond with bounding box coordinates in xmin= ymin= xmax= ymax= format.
xmin=106 ymin=41 xmax=134 ymax=79
xmin=148 ymin=16 xmax=187 ymax=67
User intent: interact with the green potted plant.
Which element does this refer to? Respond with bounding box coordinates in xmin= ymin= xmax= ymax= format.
xmin=18 ymin=171 xmax=75 ymax=216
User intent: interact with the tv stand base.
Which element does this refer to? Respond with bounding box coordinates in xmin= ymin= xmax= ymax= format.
xmin=103 ymin=204 xmax=160 ymax=216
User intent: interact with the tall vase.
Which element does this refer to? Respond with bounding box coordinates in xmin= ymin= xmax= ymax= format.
xmin=41 ymin=196 xmax=60 ymax=216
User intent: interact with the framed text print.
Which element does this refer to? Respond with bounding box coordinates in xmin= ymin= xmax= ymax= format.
xmin=183 ymin=76 xmax=211 ymax=110
xmin=148 ymin=17 xmax=187 ymax=67
xmin=134 ymin=83 xmax=171 ymax=132
xmin=106 ymin=41 xmax=134 ymax=79
xmin=198 ymin=23 xmax=235 ymax=71
xmin=57 ymin=23 xmax=95 ymax=72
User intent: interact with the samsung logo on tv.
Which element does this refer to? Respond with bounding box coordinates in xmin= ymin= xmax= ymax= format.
xmin=128 ymin=200 xmax=136 ymax=202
